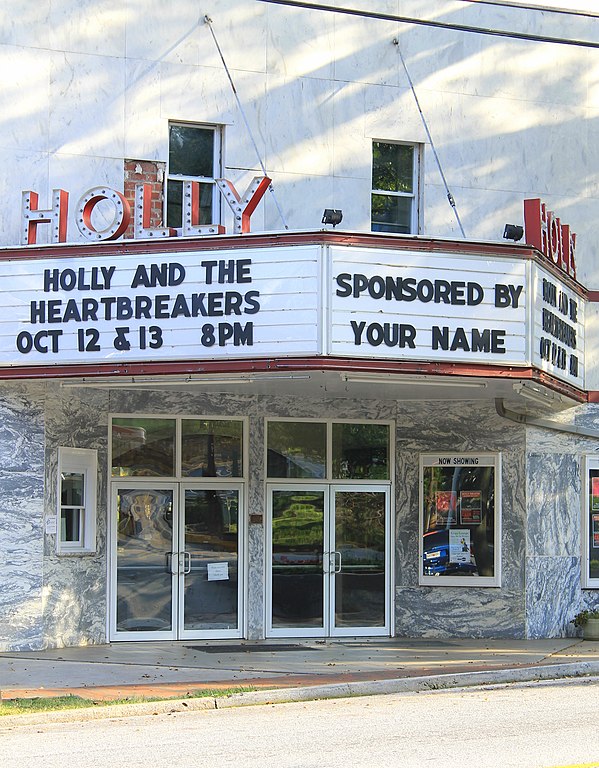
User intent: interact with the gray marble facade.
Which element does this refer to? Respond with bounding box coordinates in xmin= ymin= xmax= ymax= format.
xmin=2 ymin=382 xmax=599 ymax=650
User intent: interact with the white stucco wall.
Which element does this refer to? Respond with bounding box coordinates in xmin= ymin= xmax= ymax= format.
xmin=0 ymin=1 xmax=597 ymax=280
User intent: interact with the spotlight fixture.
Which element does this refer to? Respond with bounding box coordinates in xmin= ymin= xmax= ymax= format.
xmin=322 ymin=209 xmax=343 ymax=227
xmin=503 ymin=224 xmax=524 ymax=242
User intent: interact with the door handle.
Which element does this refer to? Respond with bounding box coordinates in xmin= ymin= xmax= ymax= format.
xmin=333 ymin=551 xmax=342 ymax=574
xmin=165 ymin=552 xmax=177 ymax=574
xmin=182 ymin=551 xmax=192 ymax=575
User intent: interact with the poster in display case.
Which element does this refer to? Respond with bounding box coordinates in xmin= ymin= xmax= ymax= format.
xmin=420 ymin=454 xmax=500 ymax=587
xmin=585 ymin=463 xmax=599 ymax=584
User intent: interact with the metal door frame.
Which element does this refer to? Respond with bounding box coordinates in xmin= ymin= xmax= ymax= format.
xmin=108 ymin=481 xmax=246 ymax=642
xmin=265 ymin=484 xmax=392 ymax=639
xmin=177 ymin=481 xmax=245 ymax=641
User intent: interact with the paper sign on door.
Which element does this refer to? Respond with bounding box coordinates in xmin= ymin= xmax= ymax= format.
xmin=207 ymin=562 xmax=229 ymax=581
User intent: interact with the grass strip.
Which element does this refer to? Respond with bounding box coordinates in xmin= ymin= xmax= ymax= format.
xmin=0 ymin=687 xmax=256 ymax=716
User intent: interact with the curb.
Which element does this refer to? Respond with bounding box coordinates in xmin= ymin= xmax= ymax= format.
xmin=1 ymin=661 xmax=598 ymax=728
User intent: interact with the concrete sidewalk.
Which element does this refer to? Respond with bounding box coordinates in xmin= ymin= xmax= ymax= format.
xmin=1 ymin=637 xmax=599 ymax=704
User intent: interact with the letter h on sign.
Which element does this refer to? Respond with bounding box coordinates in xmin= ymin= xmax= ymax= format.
xmin=22 ymin=190 xmax=69 ymax=244
xmin=523 ymin=198 xmax=577 ymax=280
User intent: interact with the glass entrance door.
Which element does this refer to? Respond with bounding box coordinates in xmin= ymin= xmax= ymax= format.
xmin=267 ymin=485 xmax=391 ymax=637
xmin=112 ymin=485 xmax=177 ymax=638
xmin=332 ymin=488 xmax=388 ymax=633
xmin=111 ymin=483 xmax=243 ymax=640
xmin=178 ymin=486 xmax=242 ymax=638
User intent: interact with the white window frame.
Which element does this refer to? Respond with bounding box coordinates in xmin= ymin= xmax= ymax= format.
xmin=582 ymin=455 xmax=599 ymax=588
xmin=419 ymin=453 xmax=501 ymax=588
xmin=166 ymin=122 xmax=222 ymax=229
xmin=371 ymin=140 xmax=421 ymax=235
xmin=57 ymin=447 xmax=97 ymax=554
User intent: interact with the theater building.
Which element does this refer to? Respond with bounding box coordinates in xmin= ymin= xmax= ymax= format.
xmin=1 ymin=0 xmax=599 ymax=650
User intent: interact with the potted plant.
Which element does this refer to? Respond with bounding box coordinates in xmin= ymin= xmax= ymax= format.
xmin=571 ymin=609 xmax=599 ymax=640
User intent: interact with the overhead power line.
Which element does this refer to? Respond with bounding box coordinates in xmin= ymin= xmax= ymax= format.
xmin=455 ymin=0 xmax=599 ymax=19
xmin=256 ymin=0 xmax=599 ymax=49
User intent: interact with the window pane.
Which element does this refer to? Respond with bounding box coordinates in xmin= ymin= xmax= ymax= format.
xmin=332 ymin=423 xmax=390 ymax=480
xmin=116 ymin=488 xmax=174 ymax=632
xmin=61 ymin=472 xmax=84 ymax=506
xmin=334 ymin=491 xmax=386 ymax=626
xmin=169 ymin=124 xmax=214 ymax=177
xmin=181 ymin=419 xmax=243 ymax=478
xmin=422 ymin=464 xmax=495 ymax=578
xmin=112 ymin=418 xmax=176 ymax=477
xmin=60 ymin=507 xmax=82 ymax=543
xmin=167 ymin=180 xmax=214 ymax=229
xmin=372 ymin=142 xmax=414 ymax=193
xmin=271 ymin=490 xmax=324 ymax=628
xmin=589 ymin=470 xmax=599 ymax=579
xmin=267 ymin=422 xmax=326 ymax=479
xmin=183 ymin=489 xmax=239 ymax=631
xmin=166 ymin=179 xmax=182 ymax=229
xmin=371 ymin=194 xmax=412 ymax=233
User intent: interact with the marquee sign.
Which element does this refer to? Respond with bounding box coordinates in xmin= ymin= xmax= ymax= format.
xmin=0 ymin=242 xmax=586 ymax=389
xmin=330 ymin=247 xmax=528 ymax=365
xmin=0 ymin=246 xmax=322 ymax=365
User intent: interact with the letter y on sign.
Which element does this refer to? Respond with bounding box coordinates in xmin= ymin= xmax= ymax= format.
xmin=216 ymin=176 xmax=271 ymax=234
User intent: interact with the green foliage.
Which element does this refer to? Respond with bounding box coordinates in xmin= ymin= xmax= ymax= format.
xmin=0 ymin=695 xmax=94 ymax=715
xmin=571 ymin=609 xmax=599 ymax=627
xmin=0 ymin=687 xmax=257 ymax=716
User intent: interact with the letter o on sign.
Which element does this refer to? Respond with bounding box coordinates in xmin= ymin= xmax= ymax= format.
xmin=76 ymin=187 xmax=131 ymax=241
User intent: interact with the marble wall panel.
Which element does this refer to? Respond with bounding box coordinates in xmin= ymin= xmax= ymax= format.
xmin=363 ymin=84 xmax=427 ymax=144
xmin=395 ymin=587 xmax=525 ymax=639
xmin=0 ymin=384 xmax=45 ymax=651
xmin=159 ymin=62 xmax=237 ymax=126
xmin=0 ymin=2 xmax=51 ymax=48
xmin=525 ymin=556 xmax=580 ymax=638
xmin=527 ymin=453 xmax=580 ymax=558
xmin=125 ymin=0 xmax=202 ymax=67
xmin=41 ymin=384 xmax=109 ymax=648
xmin=48 ymin=0 xmax=126 ymax=58
xmin=266 ymin=5 xmax=335 ymax=80
xmin=333 ymin=17 xmax=400 ymax=87
xmin=124 ymin=58 xmax=166 ymax=162
xmin=264 ymin=75 xmax=335 ymax=177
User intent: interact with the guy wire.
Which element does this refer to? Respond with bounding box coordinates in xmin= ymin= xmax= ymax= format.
xmin=204 ymin=15 xmax=289 ymax=230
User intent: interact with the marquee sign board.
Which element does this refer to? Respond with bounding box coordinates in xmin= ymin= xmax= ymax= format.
xmin=329 ymin=247 xmax=528 ymax=365
xmin=531 ymin=262 xmax=585 ymax=384
xmin=0 ymin=246 xmax=322 ymax=366
xmin=0 ymin=242 xmax=586 ymax=389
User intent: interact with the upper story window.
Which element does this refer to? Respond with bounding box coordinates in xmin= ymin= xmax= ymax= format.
xmin=167 ymin=123 xmax=221 ymax=229
xmin=371 ymin=141 xmax=420 ymax=234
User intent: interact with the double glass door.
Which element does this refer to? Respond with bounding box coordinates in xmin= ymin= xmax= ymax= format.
xmin=110 ymin=483 xmax=243 ymax=640
xmin=267 ymin=485 xmax=391 ymax=637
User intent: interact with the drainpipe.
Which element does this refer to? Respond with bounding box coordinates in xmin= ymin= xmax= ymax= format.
xmin=494 ymin=398 xmax=599 ymax=440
